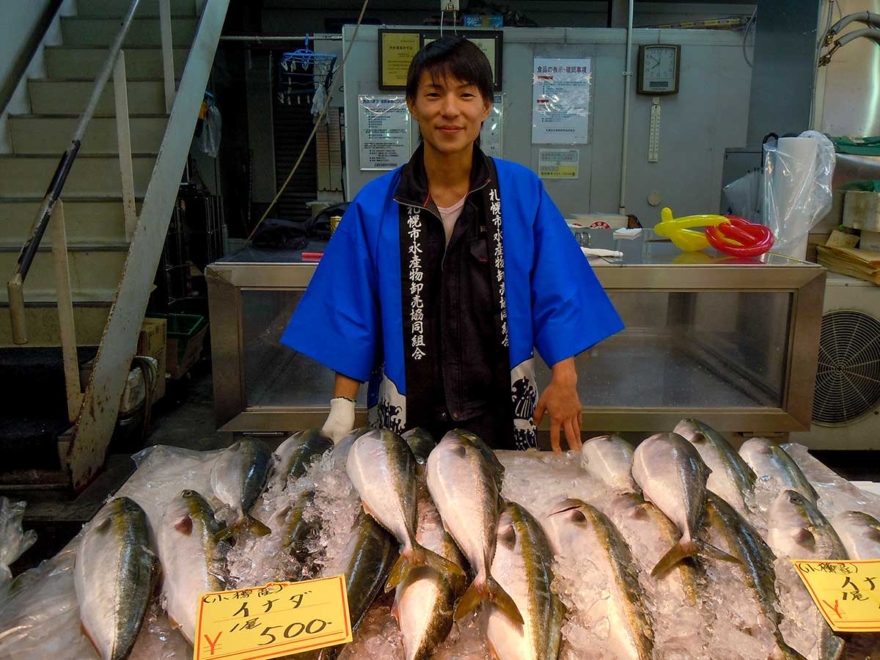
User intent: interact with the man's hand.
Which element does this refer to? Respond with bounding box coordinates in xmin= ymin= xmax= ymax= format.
xmin=323 ymin=397 xmax=356 ymax=444
xmin=533 ymin=357 xmax=582 ymax=453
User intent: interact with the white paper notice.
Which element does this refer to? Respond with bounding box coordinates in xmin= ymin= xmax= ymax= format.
xmin=538 ymin=149 xmax=580 ymax=179
xmin=358 ymin=95 xmax=411 ymax=170
xmin=480 ymin=94 xmax=504 ymax=158
xmin=532 ymin=58 xmax=592 ymax=144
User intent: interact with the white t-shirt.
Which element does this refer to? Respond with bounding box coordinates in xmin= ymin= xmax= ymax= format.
xmin=437 ymin=195 xmax=467 ymax=245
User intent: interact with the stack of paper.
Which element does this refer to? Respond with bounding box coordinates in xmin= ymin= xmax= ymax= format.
xmin=816 ymin=245 xmax=880 ymax=285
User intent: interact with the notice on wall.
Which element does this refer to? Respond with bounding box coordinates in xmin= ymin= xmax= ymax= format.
xmin=480 ymin=94 xmax=504 ymax=158
xmin=538 ymin=149 xmax=580 ymax=179
xmin=358 ymin=95 xmax=411 ymax=170
xmin=532 ymin=58 xmax=592 ymax=144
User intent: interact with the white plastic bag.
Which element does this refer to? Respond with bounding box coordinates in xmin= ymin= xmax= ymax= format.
xmin=195 ymin=103 xmax=222 ymax=158
xmin=0 ymin=498 xmax=37 ymax=594
xmin=763 ymin=131 xmax=835 ymax=258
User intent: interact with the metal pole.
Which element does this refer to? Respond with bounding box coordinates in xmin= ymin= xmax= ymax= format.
xmin=617 ymin=0 xmax=634 ymax=216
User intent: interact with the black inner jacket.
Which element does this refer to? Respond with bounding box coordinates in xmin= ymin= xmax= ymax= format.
xmin=393 ymin=144 xmax=515 ymax=448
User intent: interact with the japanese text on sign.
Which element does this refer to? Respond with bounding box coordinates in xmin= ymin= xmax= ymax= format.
xmin=531 ymin=58 xmax=592 ymax=145
xmin=358 ymin=95 xmax=411 ymax=171
xmin=193 ymin=576 xmax=352 ymax=660
xmin=792 ymin=559 xmax=880 ymax=632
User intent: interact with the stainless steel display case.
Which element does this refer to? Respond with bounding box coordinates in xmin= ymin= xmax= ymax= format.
xmin=207 ymin=231 xmax=825 ymax=436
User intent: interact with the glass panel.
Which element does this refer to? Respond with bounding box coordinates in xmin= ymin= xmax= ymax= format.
xmin=241 ymin=290 xmax=368 ymax=408
xmin=536 ymin=291 xmax=791 ymax=408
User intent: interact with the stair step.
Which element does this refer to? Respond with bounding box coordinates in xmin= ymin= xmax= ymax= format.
xmin=45 ymin=46 xmax=188 ymax=79
xmin=0 ymin=346 xmax=99 ymax=469
xmin=61 ymin=17 xmax=197 ymax=48
xmin=29 ymin=79 xmax=167 ymax=115
xmin=76 ymin=0 xmax=197 ymax=18
xmin=0 ymin=155 xmax=156 ymax=196
xmin=0 ymin=250 xmax=127 ymax=302
xmin=0 ymin=306 xmax=109 ymax=347
xmin=0 ymin=197 xmax=140 ymax=245
xmin=9 ymin=115 xmax=168 ymax=155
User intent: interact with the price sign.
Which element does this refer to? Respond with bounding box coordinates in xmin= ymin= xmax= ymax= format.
xmin=792 ymin=559 xmax=880 ymax=632
xmin=193 ymin=576 xmax=352 ymax=659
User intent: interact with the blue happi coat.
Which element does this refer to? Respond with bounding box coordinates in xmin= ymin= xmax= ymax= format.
xmin=280 ymin=156 xmax=623 ymax=447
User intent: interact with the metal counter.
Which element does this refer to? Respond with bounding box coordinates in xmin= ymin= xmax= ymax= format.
xmin=207 ymin=230 xmax=825 ymax=437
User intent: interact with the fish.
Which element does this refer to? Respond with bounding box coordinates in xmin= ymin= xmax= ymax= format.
xmin=739 ymin=438 xmax=819 ymax=504
xmin=487 ymin=502 xmax=565 ymax=660
xmin=605 ymin=492 xmax=700 ymax=606
xmin=703 ymin=493 xmax=806 ymax=660
xmin=157 ymin=490 xmax=230 ymax=643
xmin=291 ymin=510 xmax=399 ymax=660
xmin=447 ymin=428 xmax=506 ymax=487
xmin=269 ymin=487 xmax=318 ymax=565
xmin=402 ymin=427 xmax=438 ymax=466
xmin=674 ymin=418 xmax=756 ymax=517
xmin=545 ymin=498 xmax=651 ymax=660
xmin=346 ymin=429 xmax=464 ymax=593
xmin=767 ymin=490 xmax=847 ymax=660
xmin=270 ymin=429 xmax=334 ymax=489
xmin=426 ymin=431 xmax=523 ymax=624
xmin=580 ymin=434 xmax=639 ymax=494
xmin=392 ymin=499 xmax=467 ymax=660
xmin=210 ymin=438 xmax=273 ymax=536
xmin=329 ymin=426 xmax=373 ymax=471
xmin=831 ymin=510 xmax=880 ymax=559
xmin=74 ymin=497 xmax=156 ymax=660
xmin=631 ymin=432 xmax=736 ymax=576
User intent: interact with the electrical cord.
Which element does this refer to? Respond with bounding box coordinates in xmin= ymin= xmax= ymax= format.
xmin=247 ymin=0 xmax=370 ymax=243
xmin=741 ymin=7 xmax=757 ymax=68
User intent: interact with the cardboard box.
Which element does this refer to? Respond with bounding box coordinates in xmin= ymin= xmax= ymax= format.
xmin=138 ymin=317 xmax=166 ymax=401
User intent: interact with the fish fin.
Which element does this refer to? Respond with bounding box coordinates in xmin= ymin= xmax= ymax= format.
xmin=422 ymin=546 xmax=466 ymax=580
xmin=488 ymin=641 xmax=500 ymax=660
xmin=453 ymin=580 xmax=483 ymax=620
xmin=697 ymin=540 xmax=740 ymax=565
xmin=247 ymin=515 xmax=271 ymax=537
xmin=173 ymin=515 xmax=193 ymax=535
xmin=791 ymin=527 xmax=816 ymax=551
xmin=212 ymin=524 xmax=235 ymax=544
xmin=486 ymin=575 xmax=524 ymax=626
xmin=690 ymin=432 xmax=709 ymax=445
xmin=385 ymin=553 xmax=409 ymax=593
xmin=550 ymin=498 xmax=586 ymax=516
xmin=652 ymin=538 xmax=701 ymax=577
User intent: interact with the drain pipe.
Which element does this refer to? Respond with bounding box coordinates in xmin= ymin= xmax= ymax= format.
xmin=618 ymin=0 xmax=635 ymax=215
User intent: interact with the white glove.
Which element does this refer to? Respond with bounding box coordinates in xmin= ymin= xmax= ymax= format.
xmin=322 ymin=397 xmax=356 ymax=444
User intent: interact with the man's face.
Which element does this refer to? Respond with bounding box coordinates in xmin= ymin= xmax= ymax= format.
xmin=407 ymin=71 xmax=492 ymax=158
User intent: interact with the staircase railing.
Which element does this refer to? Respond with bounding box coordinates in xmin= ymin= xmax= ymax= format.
xmin=5 ymin=0 xmax=177 ymax=425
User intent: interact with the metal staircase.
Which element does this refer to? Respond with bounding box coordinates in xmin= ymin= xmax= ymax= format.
xmin=1 ymin=0 xmax=229 ymax=491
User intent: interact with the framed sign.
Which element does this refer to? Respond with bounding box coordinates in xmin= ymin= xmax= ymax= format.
xmin=378 ymin=30 xmax=422 ymax=89
xmin=378 ymin=29 xmax=503 ymax=91
xmin=421 ymin=30 xmax=503 ymax=90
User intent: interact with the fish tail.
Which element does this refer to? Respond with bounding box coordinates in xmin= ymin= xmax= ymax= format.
xmin=384 ymin=551 xmax=411 ymax=593
xmin=421 ymin=544 xmax=466 ymax=580
xmin=453 ymin=579 xmax=484 ymax=620
xmin=651 ymin=538 xmax=700 ymax=577
xmin=486 ymin=575 xmax=524 ymax=626
xmin=697 ymin=539 xmax=741 ymax=566
xmin=453 ymin=574 xmax=524 ymax=624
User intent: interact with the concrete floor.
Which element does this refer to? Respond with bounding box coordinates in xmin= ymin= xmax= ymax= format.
xmin=10 ymin=358 xmax=880 ymax=574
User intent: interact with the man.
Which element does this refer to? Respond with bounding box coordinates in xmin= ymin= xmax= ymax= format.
xmin=281 ymin=36 xmax=622 ymax=451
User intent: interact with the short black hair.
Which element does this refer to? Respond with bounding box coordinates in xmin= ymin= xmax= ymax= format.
xmin=405 ymin=36 xmax=494 ymax=104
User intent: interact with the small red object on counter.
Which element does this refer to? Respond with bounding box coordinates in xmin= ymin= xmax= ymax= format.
xmin=301 ymin=252 xmax=324 ymax=261
xmin=705 ymin=215 xmax=774 ymax=258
